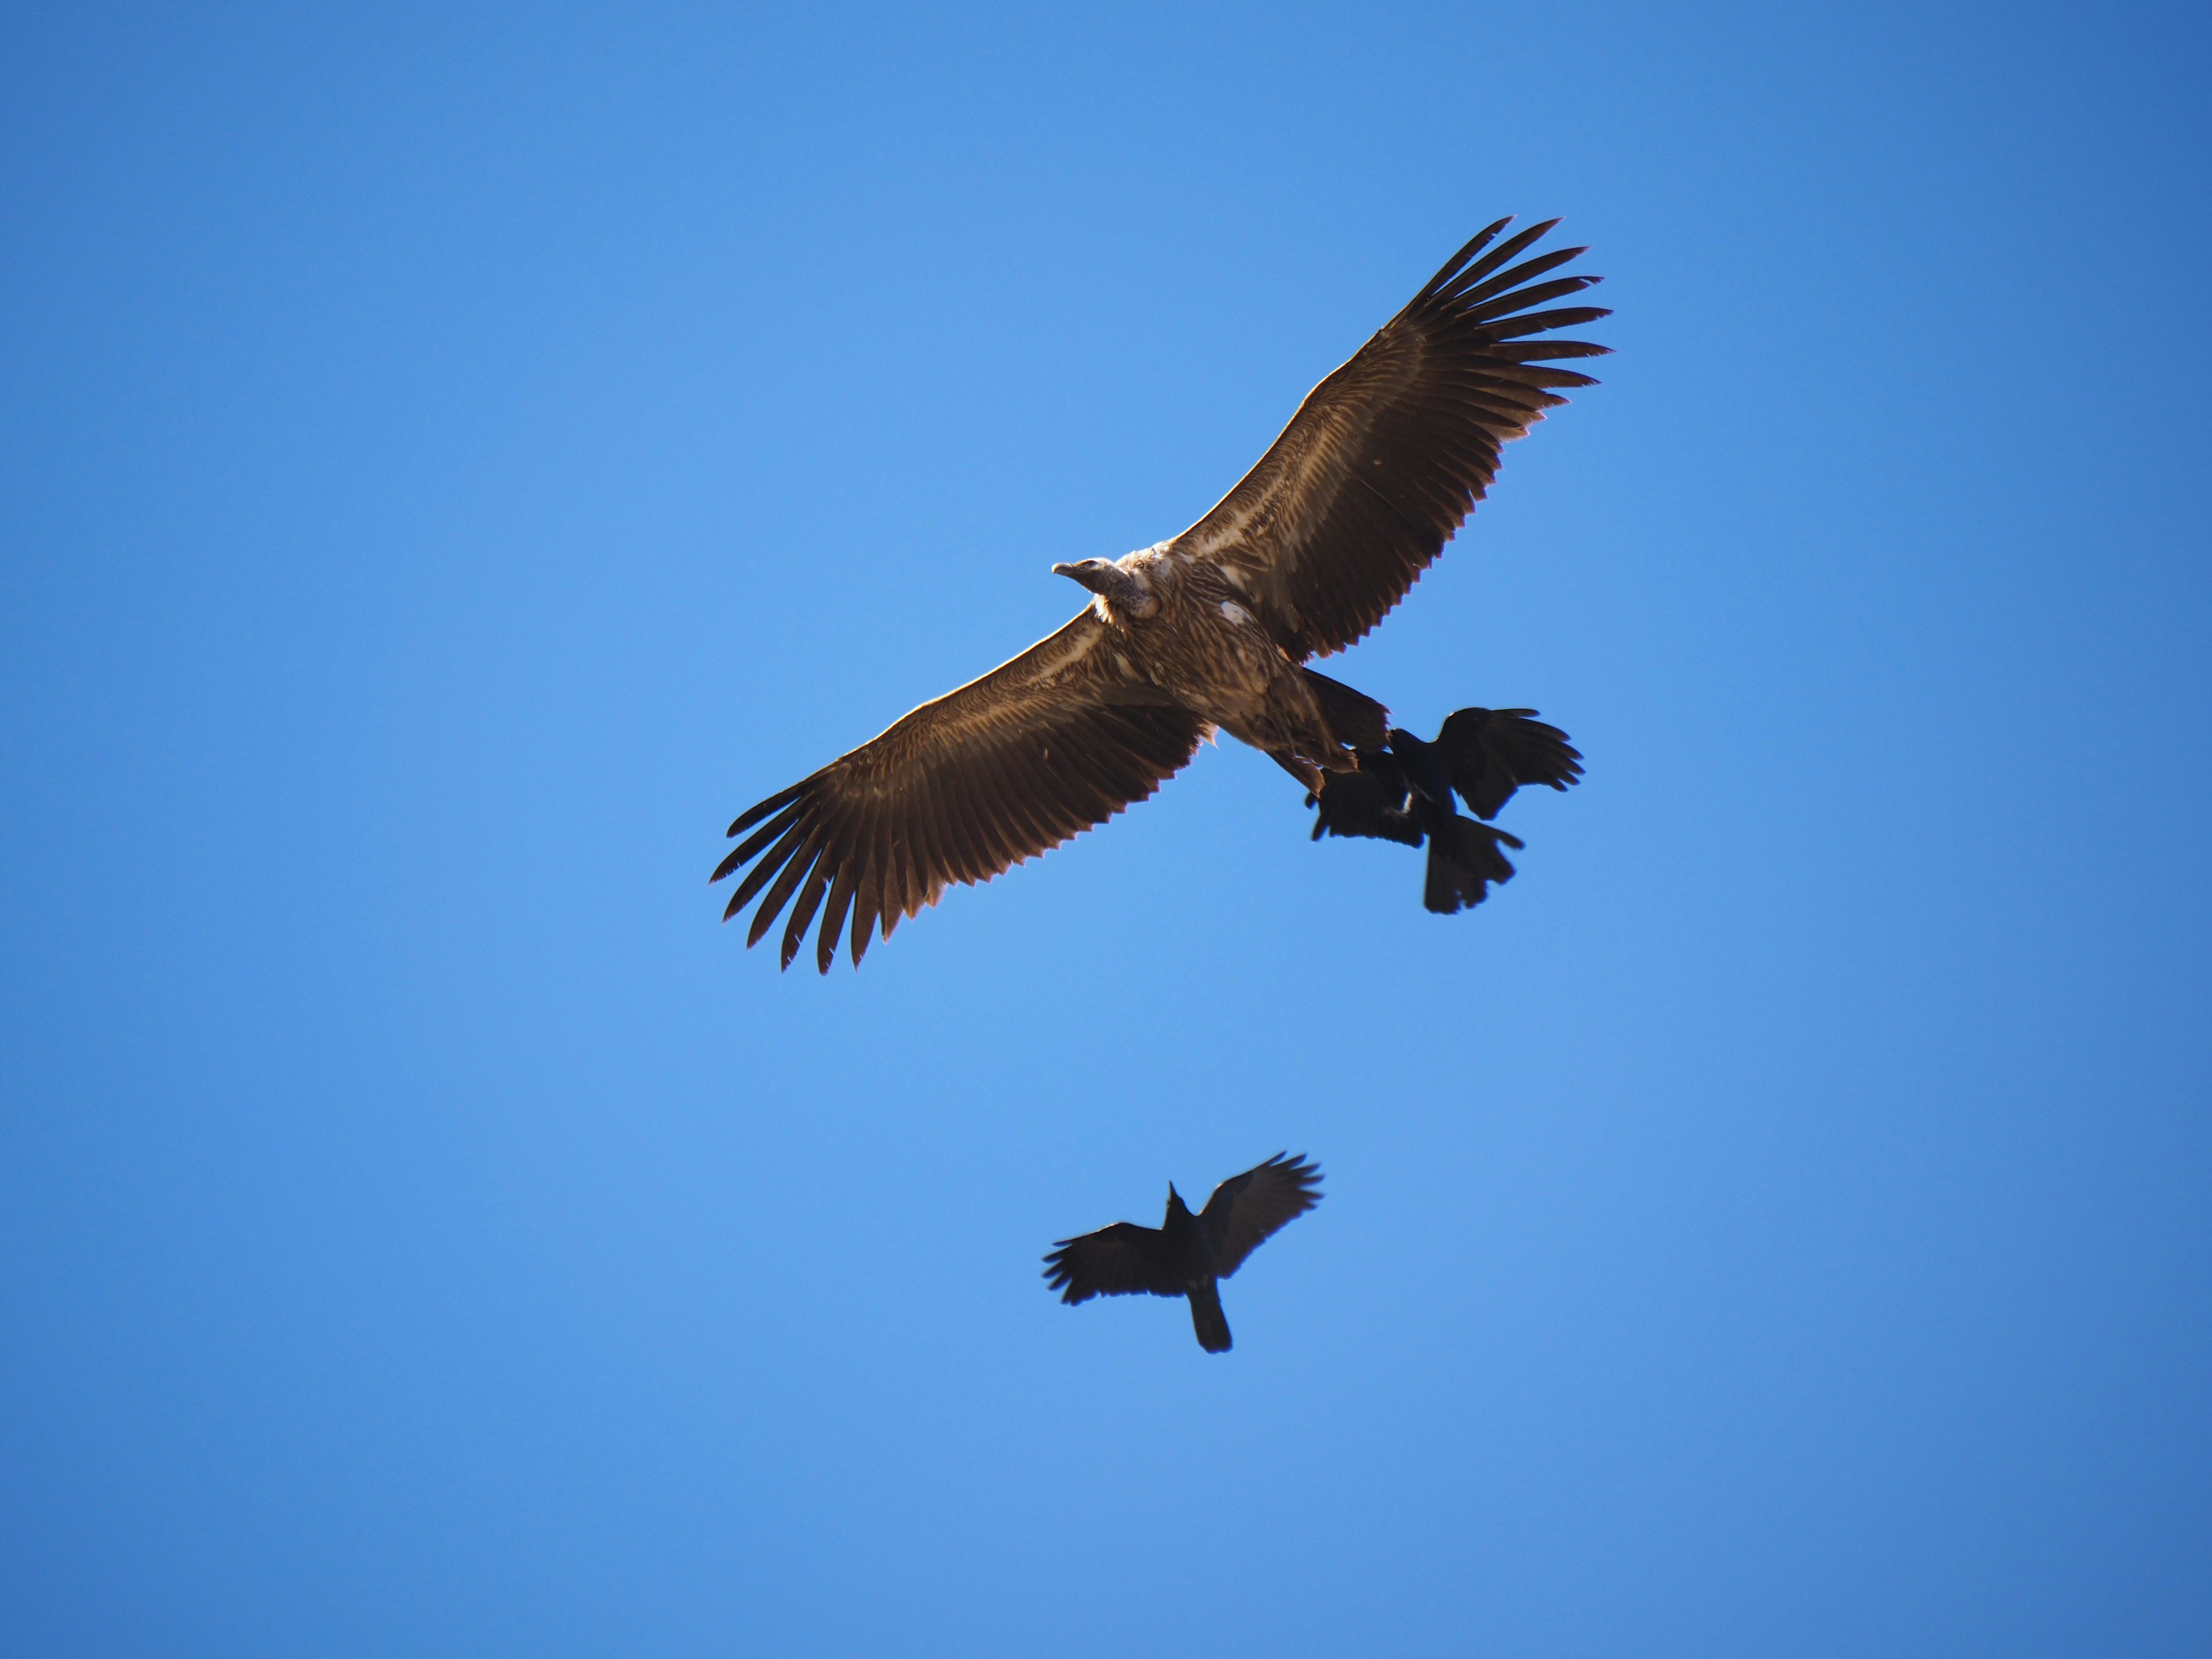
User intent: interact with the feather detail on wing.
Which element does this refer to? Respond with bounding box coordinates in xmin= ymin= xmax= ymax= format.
xmin=1201 ymin=1153 xmax=1323 ymax=1278
xmin=1043 ymin=1223 xmax=1182 ymax=1303
xmin=1171 ymin=218 xmax=1609 ymax=660
xmin=713 ymin=611 xmax=1207 ymax=974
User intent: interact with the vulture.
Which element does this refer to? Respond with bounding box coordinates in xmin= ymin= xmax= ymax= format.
xmin=715 ymin=217 xmax=1608 ymax=971
xmin=1043 ymin=1154 xmax=1323 ymax=1353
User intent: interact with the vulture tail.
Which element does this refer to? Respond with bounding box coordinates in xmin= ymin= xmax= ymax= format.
xmin=1187 ymin=1280 xmax=1233 ymax=1354
xmin=1300 ymin=668 xmax=1391 ymax=752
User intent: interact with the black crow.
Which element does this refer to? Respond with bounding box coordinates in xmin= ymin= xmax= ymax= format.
xmin=1043 ymin=1154 xmax=1322 ymax=1353
xmin=1308 ymin=707 xmax=1581 ymax=912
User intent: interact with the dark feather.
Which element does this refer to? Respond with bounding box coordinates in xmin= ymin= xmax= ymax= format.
xmin=1435 ymin=706 xmax=1584 ymax=819
xmin=1309 ymin=753 xmax=1421 ymax=846
xmin=1200 ymin=1153 xmax=1324 ymax=1278
xmin=1188 ymin=1281 xmax=1233 ymax=1354
xmin=1299 ymin=666 xmax=1391 ymax=751
xmin=1043 ymin=1222 xmax=1181 ymax=1304
xmin=1422 ymin=811 xmax=1524 ymax=914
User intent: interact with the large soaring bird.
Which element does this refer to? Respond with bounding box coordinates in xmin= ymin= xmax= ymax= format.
xmin=715 ymin=218 xmax=1608 ymax=971
xmin=1043 ymin=1154 xmax=1323 ymax=1353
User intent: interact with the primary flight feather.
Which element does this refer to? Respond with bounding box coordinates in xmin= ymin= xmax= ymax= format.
xmin=714 ymin=217 xmax=1607 ymax=971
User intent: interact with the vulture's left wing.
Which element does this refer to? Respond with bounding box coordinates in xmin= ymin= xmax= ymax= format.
xmin=1170 ymin=219 xmax=1608 ymax=661
xmin=1201 ymin=1154 xmax=1323 ymax=1278
xmin=714 ymin=611 xmax=1206 ymax=972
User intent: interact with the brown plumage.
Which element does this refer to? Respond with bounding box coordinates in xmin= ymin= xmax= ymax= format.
xmin=715 ymin=218 xmax=1608 ymax=971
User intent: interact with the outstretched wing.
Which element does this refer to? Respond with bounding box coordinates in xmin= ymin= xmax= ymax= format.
xmin=1200 ymin=1153 xmax=1324 ymax=1278
xmin=1171 ymin=219 xmax=1609 ymax=660
xmin=1043 ymin=1222 xmax=1181 ymax=1304
xmin=1436 ymin=707 xmax=1584 ymax=820
xmin=713 ymin=611 xmax=1209 ymax=974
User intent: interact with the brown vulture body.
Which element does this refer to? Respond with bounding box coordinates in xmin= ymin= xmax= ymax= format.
xmin=714 ymin=217 xmax=1608 ymax=971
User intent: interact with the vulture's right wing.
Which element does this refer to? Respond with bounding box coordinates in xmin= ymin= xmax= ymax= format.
xmin=1043 ymin=1223 xmax=1181 ymax=1304
xmin=1202 ymin=1154 xmax=1323 ymax=1278
xmin=714 ymin=611 xmax=1207 ymax=973
xmin=1169 ymin=219 xmax=1608 ymax=661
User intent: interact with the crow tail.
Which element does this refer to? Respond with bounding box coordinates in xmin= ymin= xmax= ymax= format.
xmin=1423 ymin=811 xmax=1525 ymax=915
xmin=1188 ymin=1279 xmax=1233 ymax=1353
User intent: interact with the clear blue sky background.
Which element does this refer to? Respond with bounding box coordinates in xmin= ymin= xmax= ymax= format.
xmin=4 ymin=2 xmax=2207 ymax=1654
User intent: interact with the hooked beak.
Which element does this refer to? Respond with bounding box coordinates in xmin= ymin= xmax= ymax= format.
xmin=1053 ymin=556 xmax=1158 ymax=620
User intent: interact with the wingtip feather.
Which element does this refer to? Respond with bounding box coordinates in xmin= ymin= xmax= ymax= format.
xmin=726 ymin=781 xmax=805 ymax=838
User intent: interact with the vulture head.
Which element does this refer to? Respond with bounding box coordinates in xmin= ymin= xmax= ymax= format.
xmin=1165 ymin=1182 xmax=1192 ymax=1219
xmin=1052 ymin=557 xmax=1160 ymax=622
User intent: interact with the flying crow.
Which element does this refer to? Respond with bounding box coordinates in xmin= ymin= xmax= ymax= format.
xmin=1309 ymin=707 xmax=1584 ymax=912
xmin=1043 ymin=1154 xmax=1323 ymax=1353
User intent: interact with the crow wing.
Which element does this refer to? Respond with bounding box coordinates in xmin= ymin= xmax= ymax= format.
xmin=1437 ymin=707 xmax=1584 ymax=820
xmin=1170 ymin=219 xmax=1609 ymax=660
xmin=713 ymin=611 xmax=1209 ymax=973
xmin=1043 ymin=1222 xmax=1183 ymax=1304
xmin=1309 ymin=751 xmax=1421 ymax=845
xmin=1201 ymin=1154 xmax=1323 ymax=1278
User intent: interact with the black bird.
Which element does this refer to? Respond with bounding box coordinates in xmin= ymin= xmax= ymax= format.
xmin=714 ymin=218 xmax=1607 ymax=971
xmin=1043 ymin=1154 xmax=1323 ymax=1353
xmin=1309 ymin=707 xmax=1582 ymax=912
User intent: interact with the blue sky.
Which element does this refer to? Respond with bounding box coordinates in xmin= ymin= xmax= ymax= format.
xmin=3 ymin=2 xmax=2208 ymax=1654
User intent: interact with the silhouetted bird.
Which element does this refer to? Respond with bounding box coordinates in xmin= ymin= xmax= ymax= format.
xmin=1309 ymin=707 xmax=1582 ymax=912
xmin=714 ymin=218 xmax=1607 ymax=971
xmin=1043 ymin=1154 xmax=1323 ymax=1353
